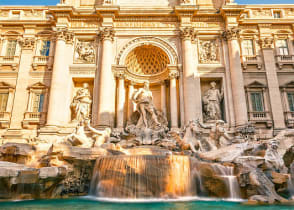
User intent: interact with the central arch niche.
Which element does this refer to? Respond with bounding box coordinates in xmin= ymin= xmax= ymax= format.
xmin=125 ymin=45 xmax=170 ymax=76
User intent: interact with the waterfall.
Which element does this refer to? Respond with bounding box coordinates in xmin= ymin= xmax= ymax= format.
xmin=90 ymin=155 xmax=196 ymax=199
xmin=210 ymin=164 xmax=241 ymax=200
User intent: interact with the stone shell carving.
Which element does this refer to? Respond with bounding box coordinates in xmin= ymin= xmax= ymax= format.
xmin=74 ymin=40 xmax=96 ymax=64
xmin=125 ymin=45 xmax=170 ymax=75
xmin=199 ymin=40 xmax=219 ymax=64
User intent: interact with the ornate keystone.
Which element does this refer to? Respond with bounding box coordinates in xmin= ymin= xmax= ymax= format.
xmin=260 ymin=37 xmax=274 ymax=49
xmin=100 ymin=27 xmax=115 ymax=41
xmin=222 ymin=27 xmax=240 ymax=41
xmin=180 ymin=27 xmax=196 ymax=41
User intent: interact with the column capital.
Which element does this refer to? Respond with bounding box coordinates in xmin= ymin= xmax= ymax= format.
xmin=169 ymin=70 xmax=179 ymax=79
xmin=260 ymin=37 xmax=274 ymax=49
xmin=20 ymin=37 xmax=36 ymax=50
xmin=222 ymin=27 xmax=240 ymax=41
xmin=55 ymin=27 xmax=74 ymax=44
xmin=113 ymin=70 xmax=125 ymax=79
xmin=99 ymin=27 xmax=115 ymax=41
xmin=180 ymin=27 xmax=196 ymax=41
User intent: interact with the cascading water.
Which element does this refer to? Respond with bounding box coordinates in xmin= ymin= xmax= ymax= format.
xmin=210 ymin=164 xmax=241 ymax=200
xmin=90 ymin=149 xmax=242 ymax=200
xmin=90 ymin=154 xmax=196 ymax=199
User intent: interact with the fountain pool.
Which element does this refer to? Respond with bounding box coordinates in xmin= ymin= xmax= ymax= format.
xmin=0 ymin=198 xmax=293 ymax=210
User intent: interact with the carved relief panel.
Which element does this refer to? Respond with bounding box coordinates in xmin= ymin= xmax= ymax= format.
xmin=74 ymin=40 xmax=96 ymax=64
xmin=198 ymin=39 xmax=220 ymax=64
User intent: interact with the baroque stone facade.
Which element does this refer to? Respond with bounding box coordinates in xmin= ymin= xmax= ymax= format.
xmin=0 ymin=0 xmax=294 ymax=141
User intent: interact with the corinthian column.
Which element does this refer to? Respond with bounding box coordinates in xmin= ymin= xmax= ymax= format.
xmin=96 ymin=27 xmax=116 ymax=128
xmin=180 ymin=27 xmax=202 ymax=124
xmin=47 ymin=28 xmax=73 ymax=126
xmin=169 ymin=70 xmax=179 ymax=129
xmin=260 ymin=37 xmax=285 ymax=130
xmin=223 ymin=28 xmax=248 ymax=127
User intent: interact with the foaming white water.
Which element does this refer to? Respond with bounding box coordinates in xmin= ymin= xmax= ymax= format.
xmin=82 ymin=196 xmax=245 ymax=203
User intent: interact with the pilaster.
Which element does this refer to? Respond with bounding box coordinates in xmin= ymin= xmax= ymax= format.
xmin=260 ymin=36 xmax=286 ymax=131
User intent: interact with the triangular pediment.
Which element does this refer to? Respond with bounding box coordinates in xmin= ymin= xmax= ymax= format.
xmin=0 ymin=81 xmax=14 ymax=88
xmin=281 ymin=81 xmax=294 ymax=88
xmin=246 ymin=81 xmax=266 ymax=88
xmin=28 ymin=82 xmax=47 ymax=89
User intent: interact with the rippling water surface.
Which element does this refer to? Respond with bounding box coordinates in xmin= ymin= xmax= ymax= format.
xmin=0 ymin=197 xmax=293 ymax=210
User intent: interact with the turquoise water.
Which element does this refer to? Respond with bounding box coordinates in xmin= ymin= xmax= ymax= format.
xmin=0 ymin=197 xmax=293 ymax=210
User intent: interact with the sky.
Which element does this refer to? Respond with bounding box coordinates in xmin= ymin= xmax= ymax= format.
xmin=0 ymin=0 xmax=293 ymax=6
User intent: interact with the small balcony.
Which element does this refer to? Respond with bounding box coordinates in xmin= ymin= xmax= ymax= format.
xmin=0 ymin=112 xmax=10 ymax=128
xmin=276 ymin=55 xmax=294 ymax=69
xmin=0 ymin=56 xmax=20 ymax=70
xmin=242 ymin=55 xmax=263 ymax=70
xmin=32 ymin=56 xmax=53 ymax=70
xmin=285 ymin=111 xmax=294 ymax=128
xmin=22 ymin=112 xmax=46 ymax=128
xmin=248 ymin=111 xmax=272 ymax=127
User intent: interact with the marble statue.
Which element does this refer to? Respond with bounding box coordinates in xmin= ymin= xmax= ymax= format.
xmin=85 ymin=119 xmax=111 ymax=147
xmin=126 ymin=81 xmax=168 ymax=145
xmin=202 ymin=81 xmax=223 ymax=121
xmin=199 ymin=120 xmax=232 ymax=149
xmin=132 ymin=81 xmax=161 ymax=129
xmin=264 ymin=139 xmax=287 ymax=173
xmin=70 ymin=83 xmax=92 ymax=122
xmin=65 ymin=121 xmax=93 ymax=148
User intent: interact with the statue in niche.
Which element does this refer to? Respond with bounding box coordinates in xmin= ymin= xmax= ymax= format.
xmin=75 ymin=41 xmax=95 ymax=63
xmin=202 ymin=81 xmax=223 ymax=122
xmin=199 ymin=40 xmax=218 ymax=64
xmin=70 ymin=83 xmax=92 ymax=122
xmin=126 ymin=81 xmax=168 ymax=145
xmin=132 ymin=81 xmax=161 ymax=129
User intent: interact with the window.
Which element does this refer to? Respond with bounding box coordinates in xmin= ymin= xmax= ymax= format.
xmin=32 ymin=93 xmax=44 ymax=112
xmin=243 ymin=39 xmax=254 ymax=56
xmin=276 ymin=39 xmax=289 ymax=55
xmin=40 ymin=40 xmax=50 ymax=56
xmin=273 ymin=11 xmax=281 ymax=18
xmin=5 ymin=40 xmax=17 ymax=56
xmin=251 ymin=92 xmax=264 ymax=112
xmin=0 ymin=93 xmax=8 ymax=112
xmin=288 ymin=92 xmax=294 ymax=112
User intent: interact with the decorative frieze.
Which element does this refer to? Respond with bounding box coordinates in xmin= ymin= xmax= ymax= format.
xmin=199 ymin=40 xmax=219 ymax=64
xmin=260 ymin=37 xmax=274 ymax=49
xmin=99 ymin=27 xmax=115 ymax=41
xmin=222 ymin=28 xmax=240 ymax=41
